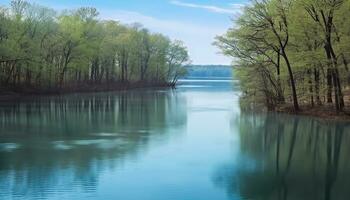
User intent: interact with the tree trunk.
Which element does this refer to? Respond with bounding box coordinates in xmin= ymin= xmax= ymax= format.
xmin=282 ymin=50 xmax=299 ymax=111
xmin=314 ymin=68 xmax=322 ymax=105
xmin=308 ymin=69 xmax=314 ymax=107
xmin=327 ymin=68 xmax=333 ymax=103
xmin=276 ymin=53 xmax=285 ymax=103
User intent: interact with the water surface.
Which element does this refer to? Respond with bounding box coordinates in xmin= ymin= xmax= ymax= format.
xmin=1 ymin=79 xmax=350 ymax=200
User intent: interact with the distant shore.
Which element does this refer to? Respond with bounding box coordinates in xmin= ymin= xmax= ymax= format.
xmin=0 ymin=82 xmax=175 ymax=101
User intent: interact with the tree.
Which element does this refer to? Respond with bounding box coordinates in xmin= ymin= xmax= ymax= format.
xmin=216 ymin=0 xmax=350 ymax=114
xmin=166 ymin=40 xmax=190 ymax=85
xmin=0 ymin=0 xmax=190 ymax=92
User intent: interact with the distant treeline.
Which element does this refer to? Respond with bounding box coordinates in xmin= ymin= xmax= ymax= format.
xmin=184 ymin=65 xmax=233 ymax=79
xmin=0 ymin=0 xmax=189 ymax=93
xmin=216 ymin=0 xmax=350 ymax=113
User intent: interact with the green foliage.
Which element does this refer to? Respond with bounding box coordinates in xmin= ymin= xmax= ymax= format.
xmin=0 ymin=0 xmax=190 ymax=90
xmin=216 ymin=0 xmax=350 ymax=112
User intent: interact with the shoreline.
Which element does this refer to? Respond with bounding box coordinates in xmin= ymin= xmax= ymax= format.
xmin=274 ymin=104 xmax=350 ymax=122
xmin=2 ymin=83 xmax=350 ymax=122
xmin=0 ymin=82 xmax=175 ymax=101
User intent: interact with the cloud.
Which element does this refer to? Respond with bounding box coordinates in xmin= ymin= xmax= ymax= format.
xmin=100 ymin=10 xmax=222 ymax=36
xmin=229 ymin=3 xmax=247 ymax=10
xmin=170 ymin=0 xmax=245 ymax=15
xmin=99 ymin=10 xmax=231 ymax=65
xmin=0 ymin=0 xmax=232 ymax=64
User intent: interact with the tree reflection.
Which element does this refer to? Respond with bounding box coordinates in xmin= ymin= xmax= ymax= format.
xmin=0 ymin=90 xmax=187 ymax=198
xmin=215 ymin=113 xmax=350 ymax=200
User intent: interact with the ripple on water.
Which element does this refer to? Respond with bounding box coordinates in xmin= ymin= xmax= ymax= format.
xmin=52 ymin=141 xmax=73 ymax=150
xmin=0 ymin=143 xmax=20 ymax=152
xmin=51 ymin=138 xmax=130 ymax=151
xmin=72 ymin=139 xmax=128 ymax=149
xmin=90 ymin=133 xmax=120 ymax=137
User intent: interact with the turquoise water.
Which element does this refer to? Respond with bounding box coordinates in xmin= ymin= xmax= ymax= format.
xmin=0 ymin=79 xmax=349 ymax=200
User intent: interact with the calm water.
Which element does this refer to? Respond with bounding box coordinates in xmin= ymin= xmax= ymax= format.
xmin=1 ymin=79 xmax=350 ymax=200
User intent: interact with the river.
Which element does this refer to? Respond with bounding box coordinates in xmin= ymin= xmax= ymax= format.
xmin=0 ymin=79 xmax=350 ymax=200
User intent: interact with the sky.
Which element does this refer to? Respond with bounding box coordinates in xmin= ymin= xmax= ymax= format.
xmin=0 ymin=0 xmax=247 ymax=65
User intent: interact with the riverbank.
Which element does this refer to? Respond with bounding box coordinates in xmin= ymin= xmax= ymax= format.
xmin=0 ymin=82 xmax=175 ymax=101
xmin=275 ymin=104 xmax=350 ymax=122
xmin=275 ymin=88 xmax=350 ymax=121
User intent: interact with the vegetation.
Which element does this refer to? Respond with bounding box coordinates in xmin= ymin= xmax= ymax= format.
xmin=184 ymin=65 xmax=232 ymax=79
xmin=216 ymin=0 xmax=350 ymax=114
xmin=0 ymin=0 xmax=189 ymax=93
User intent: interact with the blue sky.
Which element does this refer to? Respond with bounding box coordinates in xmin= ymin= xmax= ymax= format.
xmin=0 ymin=0 xmax=247 ymax=65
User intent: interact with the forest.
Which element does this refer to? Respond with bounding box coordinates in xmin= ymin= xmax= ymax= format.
xmin=0 ymin=0 xmax=189 ymax=94
xmin=216 ymin=0 xmax=350 ymax=114
xmin=184 ymin=65 xmax=232 ymax=79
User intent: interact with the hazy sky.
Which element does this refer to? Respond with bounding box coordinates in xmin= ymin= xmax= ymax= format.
xmin=0 ymin=0 xmax=247 ymax=65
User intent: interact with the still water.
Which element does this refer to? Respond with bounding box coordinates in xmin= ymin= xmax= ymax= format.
xmin=0 ymin=79 xmax=350 ymax=200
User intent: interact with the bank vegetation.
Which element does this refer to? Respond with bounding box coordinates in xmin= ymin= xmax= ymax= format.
xmin=216 ymin=0 xmax=350 ymax=116
xmin=0 ymin=0 xmax=189 ymax=94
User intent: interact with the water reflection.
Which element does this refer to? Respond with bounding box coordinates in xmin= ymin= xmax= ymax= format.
xmin=216 ymin=113 xmax=350 ymax=200
xmin=0 ymin=90 xmax=187 ymax=199
xmin=3 ymin=79 xmax=349 ymax=200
